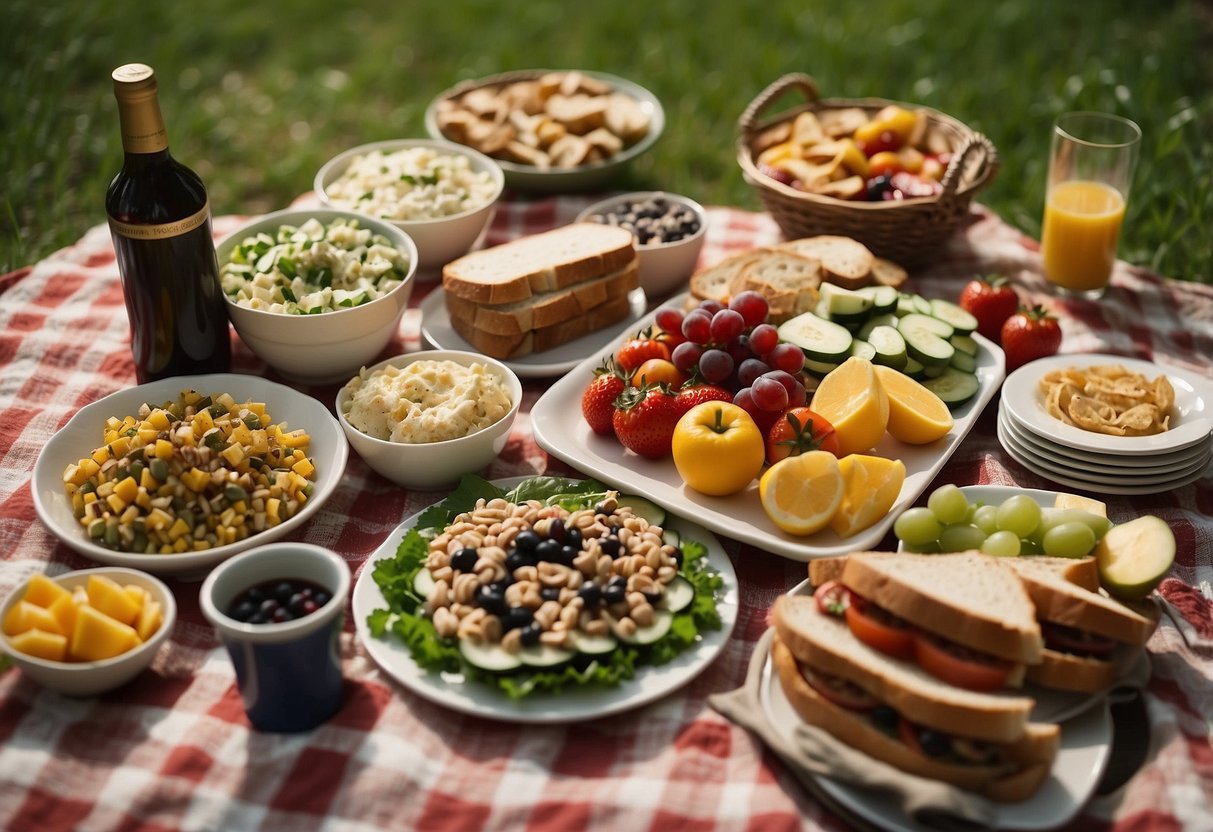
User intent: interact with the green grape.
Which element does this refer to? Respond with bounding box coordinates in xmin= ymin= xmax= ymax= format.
xmin=927 ymin=484 xmax=970 ymax=525
xmin=1042 ymin=521 xmax=1097 ymax=558
xmin=973 ymin=505 xmax=999 ymax=535
xmin=1020 ymin=537 xmax=1044 ymax=555
xmin=1037 ymin=507 xmax=1113 ymax=541
xmin=996 ymin=495 xmax=1042 ymax=538
xmin=981 ymin=530 xmax=1022 ymax=557
xmin=938 ymin=523 xmax=988 ymax=552
xmin=903 ymin=540 xmax=943 ymax=554
xmin=895 ymin=508 xmax=943 ymax=546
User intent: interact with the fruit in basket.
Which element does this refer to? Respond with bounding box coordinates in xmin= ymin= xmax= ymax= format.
xmin=1095 ymin=516 xmax=1176 ymax=600
xmin=958 ymin=275 xmax=1020 ymax=342
xmin=611 ymin=383 xmax=681 ymax=459
xmin=759 ymin=451 xmax=844 ymax=535
xmin=829 ymin=454 xmax=906 ymax=538
xmin=873 ymin=366 xmax=954 ymax=445
xmin=765 ymin=407 xmax=840 ymax=465
xmin=581 ymin=357 xmax=628 ymax=436
xmin=671 ymin=402 xmax=765 ymax=496
xmin=1000 ymin=306 xmax=1062 ymax=372
xmin=809 ymin=357 xmax=890 ymax=457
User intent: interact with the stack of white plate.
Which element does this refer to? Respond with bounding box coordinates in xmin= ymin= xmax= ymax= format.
xmin=998 ymin=354 xmax=1213 ymax=495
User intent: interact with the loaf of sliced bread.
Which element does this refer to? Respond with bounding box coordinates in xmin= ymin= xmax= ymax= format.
xmin=443 ymin=223 xmax=636 ymax=305
xmin=450 ymin=291 xmax=634 ymax=359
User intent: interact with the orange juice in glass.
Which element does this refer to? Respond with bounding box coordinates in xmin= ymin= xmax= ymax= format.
xmin=1041 ymin=112 xmax=1141 ymax=299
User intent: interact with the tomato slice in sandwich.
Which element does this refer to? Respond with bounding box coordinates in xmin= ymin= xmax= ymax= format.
xmin=799 ymin=664 xmax=879 ymax=711
xmin=913 ymin=633 xmax=1014 ymax=692
xmin=813 ymin=580 xmax=851 ymax=617
xmin=844 ymin=595 xmax=916 ymax=659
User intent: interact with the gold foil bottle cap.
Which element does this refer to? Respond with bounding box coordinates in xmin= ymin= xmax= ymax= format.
xmin=112 ymin=63 xmax=167 ymax=153
xmin=112 ymin=63 xmax=157 ymax=97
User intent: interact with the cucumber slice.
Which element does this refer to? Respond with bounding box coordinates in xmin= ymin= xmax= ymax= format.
xmin=922 ymin=364 xmax=947 ymax=378
xmin=857 ymin=313 xmax=900 ymax=341
xmin=898 ymin=314 xmax=956 ymax=368
xmin=896 ymin=293 xmax=918 ymax=317
xmin=660 ymin=576 xmax=695 ymax=613
xmin=460 ymin=639 xmax=523 ymax=672
xmin=803 ymin=357 xmax=841 ymax=376
xmin=856 ymin=285 xmax=899 ymax=314
xmin=621 ymin=494 xmax=666 ymax=527
xmin=929 ymin=299 xmax=979 ymax=335
xmin=614 ymin=608 xmax=674 ymax=645
xmin=815 ymin=297 xmax=870 ymax=327
xmin=414 ymin=568 xmax=436 ymax=598
xmin=661 ymin=528 xmax=681 ymax=549
xmin=570 ymin=631 xmax=618 ymax=656
xmin=950 ymin=334 xmax=979 ymax=356
xmin=778 ymin=312 xmax=854 ymax=364
xmin=820 ymin=283 xmax=874 ymax=319
xmin=866 ymin=325 xmax=908 ymax=371
xmin=518 ymin=644 xmax=576 ymax=667
xmin=850 ymin=339 xmax=877 ymax=361
xmin=903 ymin=356 xmax=926 ymax=379
xmin=921 ymin=368 xmax=982 ymax=409
xmin=950 ymin=350 xmax=978 ymax=374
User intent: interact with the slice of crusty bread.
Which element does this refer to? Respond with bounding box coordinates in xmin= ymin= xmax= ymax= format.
xmin=871 ymin=257 xmax=909 ymax=290
xmin=777 ymin=236 xmax=875 ymax=290
xmin=443 ymin=223 xmax=636 ymax=305
xmin=444 ymin=262 xmax=638 ymax=336
xmin=1024 ymin=645 xmax=1128 ymax=694
xmin=450 ymin=291 xmax=633 ymax=359
xmin=771 ymin=636 xmax=1059 ymax=803
xmin=773 ymin=595 xmax=1034 ymax=743
xmin=688 ymin=248 xmax=773 ymax=305
xmin=740 ymin=251 xmax=822 ymax=323
xmin=841 ymin=552 xmax=1044 ymax=665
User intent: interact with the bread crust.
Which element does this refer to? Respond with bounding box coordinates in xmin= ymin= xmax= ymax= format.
xmin=771 ymin=636 xmax=1058 ymax=803
xmin=688 ymin=249 xmax=773 ymax=305
xmin=1025 ymin=645 xmax=1132 ymax=694
xmin=450 ymin=291 xmax=633 ymax=359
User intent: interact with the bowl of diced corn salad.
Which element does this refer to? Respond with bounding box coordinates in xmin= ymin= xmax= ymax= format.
xmin=31 ymin=374 xmax=349 ymax=577
xmin=216 ymin=208 xmax=418 ymax=384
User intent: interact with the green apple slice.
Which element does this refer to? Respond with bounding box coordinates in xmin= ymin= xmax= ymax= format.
xmin=1095 ymin=516 xmax=1176 ymax=600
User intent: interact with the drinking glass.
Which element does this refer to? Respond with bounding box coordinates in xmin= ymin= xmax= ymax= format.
xmin=1040 ymin=112 xmax=1141 ymax=299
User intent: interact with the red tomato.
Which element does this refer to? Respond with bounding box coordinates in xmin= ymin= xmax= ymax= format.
xmin=611 ymin=385 xmax=681 ymax=459
xmin=765 ymin=407 xmax=841 ymax=465
xmin=616 ymin=338 xmax=670 ymax=372
xmin=913 ymin=633 xmax=1013 ymax=692
xmin=813 ymin=580 xmax=851 ymax=617
xmin=958 ymin=275 xmax=1020 ymax=342
xmin=845 ymin=596 xmax=916 ymax=660
xmin=630 ymin=358 xmax=686 ymax=388
xmin=580 ymin=358 xmax=628 ymax=436
xmin=1000 ymin=306 xmax=1063 ymax=373
xmin=801 ymin=665 xmax=879 ymax=711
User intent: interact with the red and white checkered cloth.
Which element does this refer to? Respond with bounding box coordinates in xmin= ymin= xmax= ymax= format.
xmin=1 ymin=196 xmax=1211 ymax=831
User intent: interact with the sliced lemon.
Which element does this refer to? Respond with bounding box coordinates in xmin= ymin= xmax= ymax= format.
xmin=828 ymin=454 xmax=906 ymax=538
xmin=759 ymin=450 xmax=844 ymax=536
xmin=872 ymin=365 xmax=954 ymax=445
xmin=810 ymin=357 xmax=890 ymax=457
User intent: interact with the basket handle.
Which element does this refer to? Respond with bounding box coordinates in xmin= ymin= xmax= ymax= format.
xmin=738 ymin=73 xmax=821 ymax=138
xmin=939 ymin=132 xmax=1000 ymax=198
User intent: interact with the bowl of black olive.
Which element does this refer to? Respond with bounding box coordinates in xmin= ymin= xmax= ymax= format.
xmin=577 ymin=191 xmax=707 ymax=299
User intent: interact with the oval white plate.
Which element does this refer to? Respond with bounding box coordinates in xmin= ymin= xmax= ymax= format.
xmin=419 ymin=286 xmax=648 ymax=379
xmin=1002 ymin=354 xmax=1213 ymax=456
xmin=530 ymin=293 xmax=1005 ymax=562
xmin=32 ymin=374 xmax=348 ymax=577
xmin=759 ymin=583 xmax=1112 ymax=832
xmin=352 ymin=478 xmax=739 ymax=724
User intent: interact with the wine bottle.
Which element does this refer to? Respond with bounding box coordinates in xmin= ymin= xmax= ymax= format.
xmin=105 ymin=63 xmax=230 ymax=383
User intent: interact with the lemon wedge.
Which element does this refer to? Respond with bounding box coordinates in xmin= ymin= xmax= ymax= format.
xmin=828 ymin=454 xmax=906 ymax=538
xmin=810 ymin=357 xmax=890 ymax=456
xmin=759 ymin=450 xmax=844 ymax=536
xmin=873 ymin=365 xmax=954 ymax=445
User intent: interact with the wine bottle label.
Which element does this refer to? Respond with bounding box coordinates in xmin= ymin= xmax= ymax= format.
xmin=108 ymin=203 xmax=210 ymax=241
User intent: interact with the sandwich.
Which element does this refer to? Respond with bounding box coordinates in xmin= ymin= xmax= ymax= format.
xmin=442 ymin=223 xmax=639 ymax=359
xmin=1000 ymin=556 xmax=1160 ymax=694
xmin=772 ymin=590 xmax=1060 ymax=802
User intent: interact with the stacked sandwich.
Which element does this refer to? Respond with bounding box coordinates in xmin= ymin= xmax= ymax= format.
xmin=442 ymin=223 xmax=638 ymax=359
xmin=772 ymin=550 xmax=1159 ymax=803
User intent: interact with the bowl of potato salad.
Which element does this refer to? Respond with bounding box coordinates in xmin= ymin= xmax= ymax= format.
xmin=315 ymin=138 xmax=504 ymax=274
xmin=217 ymin=208 xmax=418 ymax=383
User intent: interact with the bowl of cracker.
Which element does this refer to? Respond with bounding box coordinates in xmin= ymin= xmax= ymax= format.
xmin=425 ymin=69 xmax=664 ymax=192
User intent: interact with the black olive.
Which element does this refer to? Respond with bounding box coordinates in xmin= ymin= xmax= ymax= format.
xmin=312 ymin=590 xmax=331 ymax=608
xmin=599 ymin=536 xmax=621 ymax=558
xmin=672 ymin=548 xmax=684 ymax=569
xmin=259 ymin=599 xmax=279 ymax=615
xmin=593 ymin=502 xmax=614 ymax=517
xmin=519 ymin=623 xmax=542 ymax=647
xmin=273 ymin=581 xmax=294 ymax=603
xmin=245 ymin=586 xmax=265 ymax=604
xmin=288 ymin=593 xmax=309 ymax=617
xmin=450 ymin=546 xmax=478 ymax=572
xmin=515 ymin=530 xmax=540 ymax=553
xmin=535 ymin=538 xmax=561 ymax=563
xmin=501 ymin=606 xmax=534 ymax=631
xmin=556 ymin=545 xmax=578 ymax=566
xmin=577 ymin=583 xmax=602 ymax=606
xmin=548 ymin=518 xmax=566 ymax=542
xmin=540 ymin=586 xmax=561 ymax=602
xmin=505 ymin=551 xmax=529 ymax=573
xmin=231 ymin=600 xmax=257 ymax=622
xmin=248 ymin=612 xmax=268 ymax=625
xmin=643 ymin=588 xmax=663 ymax=605
xmin=565 ymin=528 xmax=583 ymax=549
xmin=476 ymin=585 xmax=507 ymax=616
xmin=603 ymin=582 xmax=627 ymax=605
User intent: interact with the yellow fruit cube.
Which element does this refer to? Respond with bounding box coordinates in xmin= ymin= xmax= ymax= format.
xmin=49 ymin=593 xmax=80 ymax=637
xmin=70 ymin=605 xmax=140 ymax=661
xmin=86 ymin=575 xmax=141 ymax=627
xmin=136 ymin=600 xmax=163 ymax=642
xmin=124 ymin=584 xmax=147 ymax=608
xmin=4 ymin=600 xmax=63 ymax=636
xmin=21 ymin=574 xmax=71 ymax=609
xmin=9 ymin=628 xmax=68 ymax=662
xmin=1054 ymin=493 xmax=1107 ymax=518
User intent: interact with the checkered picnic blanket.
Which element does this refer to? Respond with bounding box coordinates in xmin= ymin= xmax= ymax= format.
xmin=1 ymin=196 xmax=1210 ymax=831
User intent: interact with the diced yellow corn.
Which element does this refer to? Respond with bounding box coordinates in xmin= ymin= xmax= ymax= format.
xmin=108 ymin=436 xmax=131 ymax=457
xmin=136 ymin=425 xmax=158 ymax=444
xmin=83 ymin=491 xmax=98 ymax=505
xmin=139 ymin=467 xmax=158 ymax=489
xmin=146 ymin=408 xmax=171 ymax=431
xmin=105 ymin=493 xmax=127 ymax=514
xmin=182 ymin=468 xmax=210 ymax=492
xmin=193 ymin=408 xmax=214 ymax=436
xmin=292 ymin=458 xmax=315 ymax=478
xmin=168 ymin=517 xmax=191 ymax=541
xmin=220 ymin=443 xmax=245 ymax=466
xmin=113 ymin=476 xmax=138 ymax=504
xmin=135 ymin=490 xmax=152 ymax=510
xmin=92 ymin=446 xmax=111 ymax=465
xmin=266 ymin=497 xmax=281 ymax=522
xmin=155 ymin=439 xmax=174 ymax=460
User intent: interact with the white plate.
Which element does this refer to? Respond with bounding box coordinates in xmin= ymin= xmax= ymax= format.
xmin=997 ymin=418 xmax=1210 ymax=495
xmin=758 ymin=600 xmax=1112 ymax=832
xmin=999 ymin=410 xmax=1211 ymax=485
xmin=530 ymin=294 xmax=1005 ymax=562
xmin=999 ymin=403 xmax=1212 ymax=473
xmin=32 ymin=374 xmax=349 ymax=577
xmin=352 ymin=478 xmax=739 ymax=724
xmin=1002 ymin=354 xmax=1213 ymax=456
xmin=419 ymin=286 xmax=648 ymax=378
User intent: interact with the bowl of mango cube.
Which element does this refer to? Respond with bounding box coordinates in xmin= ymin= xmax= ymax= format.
xmin=1 ymin=567 xmax=176 ymax=696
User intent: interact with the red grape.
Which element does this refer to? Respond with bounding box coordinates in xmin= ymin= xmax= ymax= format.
xmin=749 ymin=323 xmax=779 ymax=356
xmin=655 ymin=307 xmax=684 ymax=334
xmin=789 ymin=378 xmax=807 ymax=406
xmin=752 ymin=376 xmax=790 ymax=411
xmin=726 ymin=335 xmax=755 ymax=366
xmin=698 ymin=299 xmax=725 ymax=315
xmin=737 ymin=358 xmax=770 ymax=388
xmin=698 ymin=348 xmax=734 ymax=383
xmin=671 ymin=341 xmax=704 ymax=373
xmin=710 ymin=308 xmax=745 ymax=343
xmin=761 ymin=370 xmax=800 ymax=399
xmin=768 ymin=342 xmax=806 ymax=374
xmin=728 ymin=291 xmax=770 ymax=328
xmin=681 ymin=311 xmax=712 ymax=344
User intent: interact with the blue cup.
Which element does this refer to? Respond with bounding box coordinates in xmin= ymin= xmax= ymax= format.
xmin=200 ymin=543 xmax=350 ymax=732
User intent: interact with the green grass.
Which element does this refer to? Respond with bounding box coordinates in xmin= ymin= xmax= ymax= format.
xmin=3 ymin=0 xmax=1211 ymax=281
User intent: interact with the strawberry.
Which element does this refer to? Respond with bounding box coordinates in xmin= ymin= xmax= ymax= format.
xmin=1000 ymin=306 xmax=1062 ymax=372
xmin=580 ymin=357 xmax=628 ymax=436
xmin=958 ymin=275 xmax=1020 ymax=343
xmin=674 ymin=382 xmax=732 ymax=416
xmin=612 ymin=384 xmax=681 ymax=459
xmin=616 ymin=331 xmax=670 ymax=373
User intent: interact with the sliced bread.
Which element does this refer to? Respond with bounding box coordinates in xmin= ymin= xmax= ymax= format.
xmin=688 ymin=248 xmax=773 ymax=305
xmin=777 ymin=235 xmax=875 ymax=290
xmin=871 ymin=257 xmax=909 ymax=290
xmin=443 ymin=223 xmax=636 ymax=305
xmin=740 ymin=251 xmax=822 ymax=323
xmin=450 ymin=291 xmax=634 ymax=360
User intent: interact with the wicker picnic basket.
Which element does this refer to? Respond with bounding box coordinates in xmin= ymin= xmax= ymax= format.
xmin=737 ymin=73 xmax=1000 ymax=270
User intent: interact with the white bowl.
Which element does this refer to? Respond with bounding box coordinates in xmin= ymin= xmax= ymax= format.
xmin=215 ymin=208 xmax=418 ymax=384
xmin=576 ymin=191 xmax=708 ymax=298
xmin=335 ymin=350 xmax=523 ymax=490
xmin=31 ymin=373 xmax=349 ymax=577
xmin=0 ymin=567 xmax=177 ymax=696
xmin=314 ymin=138 xmax=504 ymax=275
xmin=425 ymin=69 xmax=665 ymax=192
